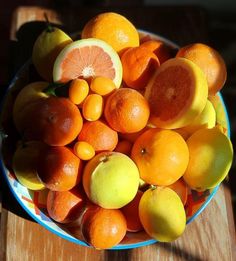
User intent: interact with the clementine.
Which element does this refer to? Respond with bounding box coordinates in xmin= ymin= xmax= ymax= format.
xmin=17 ymin=96 xmax=83 ymax=146
xmin=78 ymin=120 xmax=118 ymax=152
xmin=104 ymin=88 xmax=150 ymax=133
xmin=37 ymin=146 xmax=83 ymax=191
xmin=81 ymin=205 xmax=127 ymax=249
xmin=176 ymin=43 xmax=227 ymax=95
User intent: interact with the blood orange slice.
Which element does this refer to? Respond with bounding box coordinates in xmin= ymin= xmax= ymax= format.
xmin=145 ymin=57 xmax=208 ymax=129
xmin=53 ymin=38 xmax=122 ymax=87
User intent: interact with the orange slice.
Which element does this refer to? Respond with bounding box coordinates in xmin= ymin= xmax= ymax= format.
xmin=53 ymin=38 xmax=122 ymax=88
xmin=145 ymin=57 xmax=208 ymax=129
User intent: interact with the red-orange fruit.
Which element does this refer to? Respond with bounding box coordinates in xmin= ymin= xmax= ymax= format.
xmin=37 ymin=146 xmax=82 ymax=191
xmin=47 ymin=185 xmax=86 ymax=223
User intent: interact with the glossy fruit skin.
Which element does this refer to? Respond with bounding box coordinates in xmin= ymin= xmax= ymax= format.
xmin=47 ymin=186 xmax=86 ymax=223
xmin=69 ymin=79 xmax=89 ymax=105
xmin=12 ymin=141 xmax=46 ymax=190
xmin=82 ymin=152 xmax=140 ymax=209
xmin=13 ymin=82 xmax=49 ymax=131
xmin=37 ymin=146 xmax=82 ymax=191
xmin=139 ymin=187 xmax=186 ymax=242
xmin=82 ymin=94 xmax=103 ymax=121
xmin=183 ymin=127 xmax=233 ymax=191
xmin=32 ymin=27 xmax=72 ymax=82
xmin=81 ymin=206 xmax=127 ymax=249
xmin=81 ymin=12 xmax=139 ymax=54
xmin=131 ymin=128 xmax=189 ymax=186
xmin=176 ymin=43 xmax=227 ymax=95
xmin=104 ymin=88 xmax=150 ymax=133
xmin=17 ymin=96 xmax=83 ymax=146
xmin=78 ymin=120 xmax=118 ymax=152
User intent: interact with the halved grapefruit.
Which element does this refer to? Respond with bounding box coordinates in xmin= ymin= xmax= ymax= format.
xmin=145 ymin=57 xmax=208 ymax=129
xmin=53 ymin=38 xmax=122 ymax=88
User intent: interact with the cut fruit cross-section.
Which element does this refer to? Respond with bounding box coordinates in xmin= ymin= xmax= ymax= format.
xmin=53 ymin=38 xmax=122 ymax=88
xmin=145 ymin=57 xmax=208 ymax=129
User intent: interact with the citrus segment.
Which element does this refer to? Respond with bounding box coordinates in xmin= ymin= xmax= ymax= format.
xmin=53 ymin=38 xmax=122 ymax=88
xmin=145 ymin=57 xmax=208 ymax=129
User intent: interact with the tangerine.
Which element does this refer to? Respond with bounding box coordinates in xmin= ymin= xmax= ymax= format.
xmin=176 ymin=43 xmax=227 ymax=95
xmin=37 ymin=146 xmax=83 ymax=191
xmin=78 ymin=120 xmax=118 ymax=152
xmin=104 ymin=88 xmax=150 ymax=133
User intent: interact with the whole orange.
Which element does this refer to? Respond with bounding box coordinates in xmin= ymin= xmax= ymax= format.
xmin=37 ymin=146 xmax=83 ymax=191
xmin=176 ymin=43 xmax=227 ymax=95
xmin=121 ymin=46 xmax=160 ymax=89
xmin=131 ymin=128 xmax=189 ymax=186
xmin=78 ymin=120 xmax=118 ymax=152
xmin=104 ymin=88 xmax=150 ymax=133
xmin=81 ymin=205 xmax=127 ymax=249
xmin=17 ymin=96 xmax=83 ymax=146
xmin=81 ymin=12 xmax=139 ymax=54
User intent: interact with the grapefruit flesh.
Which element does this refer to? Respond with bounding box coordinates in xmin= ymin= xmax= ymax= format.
xmin=53 ymin=38 xmax=122 ymax=88
xmin=145 ymin=57 xmax=208 ymax=129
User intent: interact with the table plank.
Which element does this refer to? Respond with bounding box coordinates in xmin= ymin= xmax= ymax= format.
xmin=1 ymin=5 xmax=236 ymax=261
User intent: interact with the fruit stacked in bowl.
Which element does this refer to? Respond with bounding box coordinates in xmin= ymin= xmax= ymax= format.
xmin=0 ymin=12 xmax=233 ymax=250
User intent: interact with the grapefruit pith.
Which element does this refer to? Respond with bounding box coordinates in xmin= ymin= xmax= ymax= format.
xmin=145 ymin=57 xmax=208 ymax=129
xmin=53 ymin=38 xmax=122 ymax=88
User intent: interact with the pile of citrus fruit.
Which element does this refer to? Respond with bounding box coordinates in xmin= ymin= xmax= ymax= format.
xmin=8 ymin=12 xmax=233 ymax=249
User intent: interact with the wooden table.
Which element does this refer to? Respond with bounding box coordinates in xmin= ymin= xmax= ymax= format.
xmin=0 ymin=6 xmax=236 ymax=261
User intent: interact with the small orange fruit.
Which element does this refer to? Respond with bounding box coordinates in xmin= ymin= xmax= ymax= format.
xmin=121 ymin=46 xmax=160 ymax=89
xmin=140 ymin=40 xmax=172 ymax=64
xmin=176 ymin=43 xmax=227 ymax=95
xmin=47 ymin=185 xmax=86 ymax=223
xmin=121 ymin=190 xmax=143 ymax=232
xmin=73 ymin=141 xmax=95 ymax=160
xmin=131 ymin=128 xmax=189 ymax=186
xmin=78 ymin=120 xmax=118 ymax=152
xmin=81 ymin=12 xmax=139 ymax=54
xmin=90 ymin=76 xmax=117 ymax=96
xmin=81 ymin=205 xmax=127 ymax=249
xmin=104 ymin=88 xmax=150 ymax=133
xmin=82 ymin=94 xmax=103 ymax=121
xmin=37 ymin=146 xmax=83 ymax=191
xmin=69 ymin=79 xmax=89 ymax=105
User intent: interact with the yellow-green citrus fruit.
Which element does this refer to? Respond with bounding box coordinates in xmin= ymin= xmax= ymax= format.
xmin=13 ymin=82 xmax=49 ymax=130
xmin=183 ymin=127 xmax=233 ymax=191
xmin=12 ymin=141 xmax=46 ymax=190
xmin=139 ymin=187 xmax=186 ymax=242
xmin=32 ymin=27 xmax=72 ymax=81
xmin=83 ymin=152 xmax=140 ymax=209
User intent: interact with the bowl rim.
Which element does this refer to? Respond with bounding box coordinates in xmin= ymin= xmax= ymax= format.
xmin=0 ymin=31 xmax=231 ymax=250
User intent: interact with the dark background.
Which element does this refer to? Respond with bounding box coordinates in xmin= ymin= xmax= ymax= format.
xmin=0 ymin=0 xmax=235 ymax=225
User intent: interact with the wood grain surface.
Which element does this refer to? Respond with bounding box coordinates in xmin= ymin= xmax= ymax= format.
xmin=0 ymin=6 xmax=236 ymax=261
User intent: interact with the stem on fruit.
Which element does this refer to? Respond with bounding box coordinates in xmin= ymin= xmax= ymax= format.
xmin=44 ymin=12 xmax=54 ymax=33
